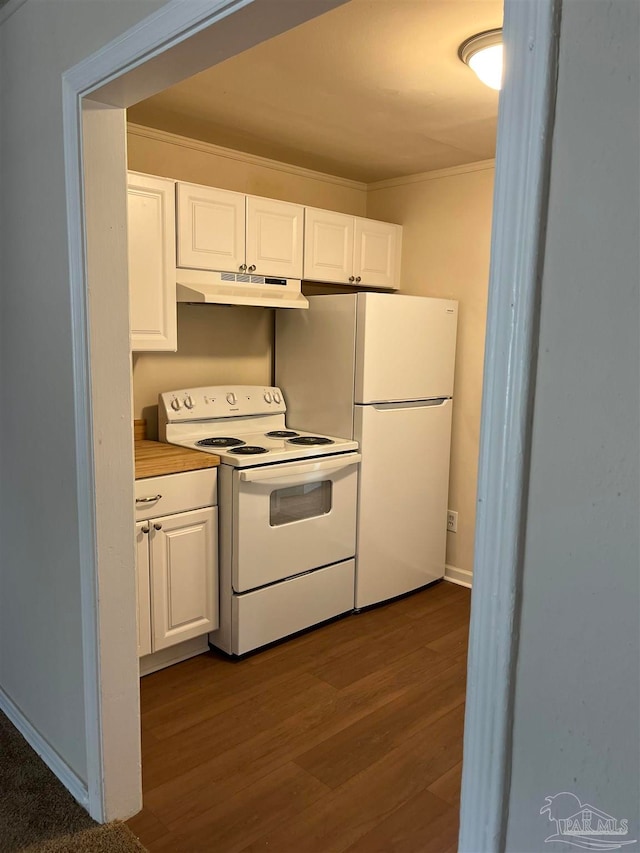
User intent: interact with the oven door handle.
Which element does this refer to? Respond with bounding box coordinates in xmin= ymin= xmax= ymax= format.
xmin=238 ymin=453 xmax=361 ymax=484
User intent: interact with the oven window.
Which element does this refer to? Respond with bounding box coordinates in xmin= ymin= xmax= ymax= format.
xmin=269 ymin=480 xmax=332 ymax=526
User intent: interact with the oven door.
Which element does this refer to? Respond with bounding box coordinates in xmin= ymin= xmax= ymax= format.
xmin=232 ymin=453 xmax=360 ymax=592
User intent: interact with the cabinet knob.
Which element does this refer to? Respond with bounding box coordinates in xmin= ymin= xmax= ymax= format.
xmin=239 ymin=264 xmax=247 ymax=272
xmin=248 ymin=264 xmax=256 ymax=273
xmin=136 ymin=494 xmax=162 ymax=504
xmin=154 ymin=523 xmax=163 ymax=531
xmin=348 ymin=276 xmax=355 ymax=283
xmin=355 ymin=276 xmax=362 ymax=283
xmin=141 ymin=525 xmax=150 ymax=534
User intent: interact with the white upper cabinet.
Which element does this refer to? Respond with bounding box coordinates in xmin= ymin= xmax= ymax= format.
xmin=354 ymin=217 xmax=402 ymax=290
xmin=303 ymin=208 xmax=354 ymax=285
xmin=177 ymin=184 xmax=245 ymax=273
xmin=127 ymin=172 xmax=177 ymax=351
xmin=177 ymin=182 xmax=304 ymax=279
xmin=246 ymin=196 xmax=304 ymax=279
xmin=304 ymin=208 xmax=402 ymax=289
xmin=128 ymin=173 xmax=402 ymax=323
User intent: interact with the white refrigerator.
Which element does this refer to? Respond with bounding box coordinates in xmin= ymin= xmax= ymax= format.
xmin=276 ymin=292 xmax=458 ymax=609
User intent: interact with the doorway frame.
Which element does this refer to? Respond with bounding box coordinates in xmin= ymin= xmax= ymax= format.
xmin=61 ymin=0 xmax=560 ymax=842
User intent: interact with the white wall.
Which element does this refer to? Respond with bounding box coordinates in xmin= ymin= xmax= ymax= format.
xmin=0 ymin=0 xmax=168 ymax=783
xmin=368 ymin=164 xmax=494 ymax=578
xmin=505 ymin=0 xmax=640 ymax=847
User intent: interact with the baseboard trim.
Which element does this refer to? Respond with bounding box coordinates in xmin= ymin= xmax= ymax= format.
xmin=139 ymin=635 xmax=210 ymax=676
xmin=0 ymin=686 xmax=89 ymax=807
xmin=444 ymin=564 xmax=473 ymax=589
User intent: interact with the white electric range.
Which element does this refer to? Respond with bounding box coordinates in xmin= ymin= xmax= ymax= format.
xmin=158 ymin=386 xmax=360 ymax=655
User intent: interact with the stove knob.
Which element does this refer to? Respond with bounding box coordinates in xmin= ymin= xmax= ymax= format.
xmin=170 ymin=398 xmax=182 ymax=411
xmin=226 ymin=392 xmax=237 ymax=405
xmin=263 ymin=391 xmax=272 ymax=403
xmin=273 ymin=391 xmax=282 ymax=404
xmin=184 ymin=395 xmax=195 ymax=410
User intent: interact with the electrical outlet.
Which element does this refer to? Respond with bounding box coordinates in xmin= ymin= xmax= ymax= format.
xmin=447 ymin=510 xmax=458 ymax=533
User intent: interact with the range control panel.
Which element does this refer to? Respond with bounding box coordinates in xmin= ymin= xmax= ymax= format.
xmin=159 ymin=386 xmax=286 ymax=421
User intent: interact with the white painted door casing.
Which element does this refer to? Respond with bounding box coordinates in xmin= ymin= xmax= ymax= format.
xmin=128 ymin=173 xmax=177 ymax=351
xmin=150 ymin=506 xmax=218 ymax=651
xmin=62 ymin=0 xmax=358 ymax=826
xmin=57 ymin=0 xmax=557 ymax=834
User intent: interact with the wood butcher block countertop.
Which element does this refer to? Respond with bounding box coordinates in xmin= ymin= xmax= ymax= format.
xmin=134 ymin=420 xmax=219 ymax=479
xmin=133 ymin=420 xmax=220 ymax=480
xmin=135 ymin=440 xmax=219 ymax=479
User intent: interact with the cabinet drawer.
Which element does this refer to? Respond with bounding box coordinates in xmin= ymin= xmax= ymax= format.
xmin=135 ymin=468 xmax=217 ymax=521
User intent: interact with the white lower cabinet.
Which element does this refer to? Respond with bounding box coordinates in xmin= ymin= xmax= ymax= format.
xmin=150 ymin=507 xmax=218 ymax=650
xmin=135 ymin=521 xmax=152 ymax=657
xmin=135 ymin=470 xmax=218 ymax=660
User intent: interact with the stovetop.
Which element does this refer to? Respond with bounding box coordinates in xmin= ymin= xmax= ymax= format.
xmin=158 ymin=385 xmax=358 ymax=468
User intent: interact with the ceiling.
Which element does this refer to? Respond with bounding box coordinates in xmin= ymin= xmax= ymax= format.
xmin=127 ymin=0 xmax=503 ymax=184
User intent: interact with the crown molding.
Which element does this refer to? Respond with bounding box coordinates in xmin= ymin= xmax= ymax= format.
xmin=127 ymin=122 xmax=368 ymax=192
xmin=368 ymin=158 xmax=496 ymax=191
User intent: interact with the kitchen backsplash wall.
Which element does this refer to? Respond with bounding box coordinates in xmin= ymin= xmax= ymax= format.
xmin=132 ymin=304 xmax=273 ymax=439
xmin=127 ymin=123 xmax=368 ymax=438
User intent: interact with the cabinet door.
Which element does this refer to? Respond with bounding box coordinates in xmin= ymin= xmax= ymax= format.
xmin=246 ymin=196 xmax=304 ymax=279
xmin=176 ymin=183 xmax=245 ymax=273
xmin=303 ymin=208 xmax=354 ymax=284
xmin=128 ymin=173 xmax=177 ymax=351
xmin=150 ymin=507 xmax=218 ymax=651
xmin=353 ymin=217 xmax=402 ymax=290
xmin=135 ymin=522 xmax=152 ymax=658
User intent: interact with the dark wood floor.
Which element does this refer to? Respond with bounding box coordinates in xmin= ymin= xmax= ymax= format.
xmin=127 ymin=580 xmax=471 ymax=853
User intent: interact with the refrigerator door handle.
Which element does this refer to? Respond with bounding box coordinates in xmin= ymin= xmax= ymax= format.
xmin=371 ymin=398 xmax=451 ymax=411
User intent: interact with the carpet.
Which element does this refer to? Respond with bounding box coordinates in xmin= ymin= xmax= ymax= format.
xmin=20 ymin=822 xmax=147 ymax=852
xmin=0 ymin=711 xmax=147 ymax=852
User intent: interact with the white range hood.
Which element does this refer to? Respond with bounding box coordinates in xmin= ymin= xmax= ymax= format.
xmin=176 ymin=269 xmax=308 ymax=310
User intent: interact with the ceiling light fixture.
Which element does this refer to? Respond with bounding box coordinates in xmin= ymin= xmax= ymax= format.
xmin=458 ymin=28 xmax=503 ymax=91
